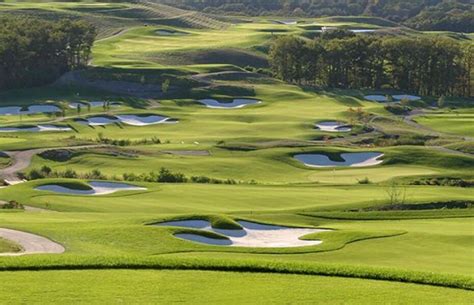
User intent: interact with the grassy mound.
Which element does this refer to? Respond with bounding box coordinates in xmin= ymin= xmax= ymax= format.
xmin=40 ymin=182 xmax=93 ymax=191
xmin=150 ymin=48 xmax=268 ymax=68
xmin=152 ymin=214 xmax=242 ymax=230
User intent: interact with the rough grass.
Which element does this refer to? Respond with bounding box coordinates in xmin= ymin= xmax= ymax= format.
xmin=0 ymin=237 xmax=22 ymax=254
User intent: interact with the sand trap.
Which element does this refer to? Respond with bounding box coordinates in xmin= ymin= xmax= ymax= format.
xmin=295 ymin=152 xmax=384 ymax=168
xmin=76 ymin=116 xmax=119 ymax=126
xmin=0 ymin=228 xmax=64 ymax=256
xmin=315 ymin=121 xmax=352 ymax=132
xmin=69 ymin=101 xmax=121 ymax=109
xmin=0 ymin=105 xmax=61 ymax=116
xmin=26 ymin=105 xmax=61 ymax=114
xmin=351 ymin=29 xmax=376 ymax=33
xmin=35 ymin=181 xmax=146 ymax=196
xmin=273 ymin=20 xmax=297 ymax=25
xmin=393 ymin=95 xmax=421 ymax=101
xmin=198 ymin=98 xmax=261 ymax=109
xmin=90 ymin=101 xmax=121 ymax=107
xmin=77 ymin=114 xmax=175 ymax=126
xmin=0 ymin=106 xmax=22 ymax=116
xmin=0 ymin=125 xmax=71 ymax=133
xmin=364 ymin=95 xmax=388 ymax=102
xmin=157 ymin=219 xmax=327 ymax=248
xmin=116 ymin=114 xmax=173 ymax=126
xmin=68 ymin=102 xmax=87 ymax=109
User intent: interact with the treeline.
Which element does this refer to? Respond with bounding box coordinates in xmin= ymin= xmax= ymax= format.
xmin=25 ymin=166 xmax=242 ymax=185
xmin=269 ymin=34 xmax=473 ymax=97
xmin=0 ymin=16 xmax=96 ymax=91
xmin=156 ymin=0 xmax=474 ymax=32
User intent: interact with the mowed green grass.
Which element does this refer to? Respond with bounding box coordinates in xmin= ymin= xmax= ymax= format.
xmin=1 ymin=270 xmax=472 ymax=305
xmin=3 ymin=179 xmax=473 ymax=213
xmin=415 ymin=109 xmax=474 ymax=137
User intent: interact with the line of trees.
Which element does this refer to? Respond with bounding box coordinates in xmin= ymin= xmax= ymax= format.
xmin=0 ymin=16 xmax=96 ymax=91
xmin=157 ymin=0 xmax=474 ymax=32
xmin=269 ymin=33 xmax=473 ymax=97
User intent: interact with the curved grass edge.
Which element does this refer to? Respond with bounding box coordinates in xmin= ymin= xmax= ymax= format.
xmin=147 ymin=214 xmax=242 ymax=230
xmin=36 ymin=181 xmax=93 ymax=191
xmin=0 ymin=256 xmax=471 ymax=290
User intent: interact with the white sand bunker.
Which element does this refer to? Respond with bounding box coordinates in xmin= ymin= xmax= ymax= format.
xmin=351 ymin=29 xmax=376 ymax=33
xmin=77 ymin=114 xmax=175 ymax=126
xmin=198 ymin=98 xmax=261 ymax=109
xmin=295 ymin=152 xmax=384 ymax=167
xmin=26 ymin=105 xmax=61 ymax=114
xmin=0 ymin=106 xmax=22 ymax=116
xmin=273 ymin=20 xmax=297 ymax=25
xmin=115 ymin=114 xmax=174 ymax=126
xmin=0 ymin=105 xmax=60 ymax=116
xmin=69 ymin=101 xmax=121 ymax=109
xmin=315 ymin=121 xmax=352 ymax=132
xmin=365 ymin=94 xmax=421 ymax=102
xmin=35 ymin=181 xmax=146 ymax=196
xmin=0 ymin=228 xmax=64 ymax=256
xmin=157 ymin=219 xmax=328 ymax=248
xmin=364 ymin=95 xmax=388 ymax=102
xmin=393 ymin=95 xmax=421 ymax=101
xmin=0 ymin=125 xmax=71 ymax=133
xmin=76 ymin=116 xmax=118 ymax=126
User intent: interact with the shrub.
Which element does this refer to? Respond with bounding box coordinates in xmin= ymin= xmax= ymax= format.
xmin=357 ymin=177 xmax=371 ymax=184
xmin=384 ymin=104 xmax=411 ymax=115
xmin=1 ymin=200 xmax=24 ymax=210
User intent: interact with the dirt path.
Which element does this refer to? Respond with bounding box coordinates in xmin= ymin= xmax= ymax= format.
xmin=0 ymin=145 xmax=107 ymax=185
xmin=0 ymin=228 xmax=64 ymax=256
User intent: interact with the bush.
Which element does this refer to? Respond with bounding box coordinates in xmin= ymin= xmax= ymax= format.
xmin=357 ymin=177 xmax=371 ymax=184
xmin=410 ymin=177 xmax=473 ymax=188
xmin=384 ymin=104 xmax=411 ymax=115
xmin=1 ymin=200 xmax=24 ymax=210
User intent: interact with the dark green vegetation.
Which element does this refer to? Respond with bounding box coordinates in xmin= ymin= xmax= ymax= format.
xmin=0 ymin=16 xmax=96 ymax=90
xmin=160 ymin=0 xmax=474 ymax=32
xmin=270 ymin=34 xmax=473 ymax=97
xmin=0 ymin=1 xmax=471 ymax=303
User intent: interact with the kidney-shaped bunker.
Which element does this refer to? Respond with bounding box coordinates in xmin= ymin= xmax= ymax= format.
xmin=295 ymin=152 xmax=384 ymax=168
xmin=198 ymin=98 xmax=261 ymax=109
xmin=35 ymin=181 xmax=147 ymax=196
xmin=157 ymin=219 xmax=329 ymax=248
xmin=315 ymin=121 xmax=352 ymax=132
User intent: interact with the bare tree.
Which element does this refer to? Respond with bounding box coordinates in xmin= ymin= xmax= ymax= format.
xmin=385 ymin=181 xmax=407 ymax=205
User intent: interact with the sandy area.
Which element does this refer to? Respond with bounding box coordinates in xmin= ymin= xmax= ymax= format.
xmin=35 ymin=181 xmax=147 ymax=196
xmin=158 ymin=219 xmax=328 ymax=248
xmin=315 ymin=121 xmax=352 ymax=132
xmin=295 ymin=152 xmax=384 ymax=168
xmin=0 ymin=228 xmax=64 ymax=256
